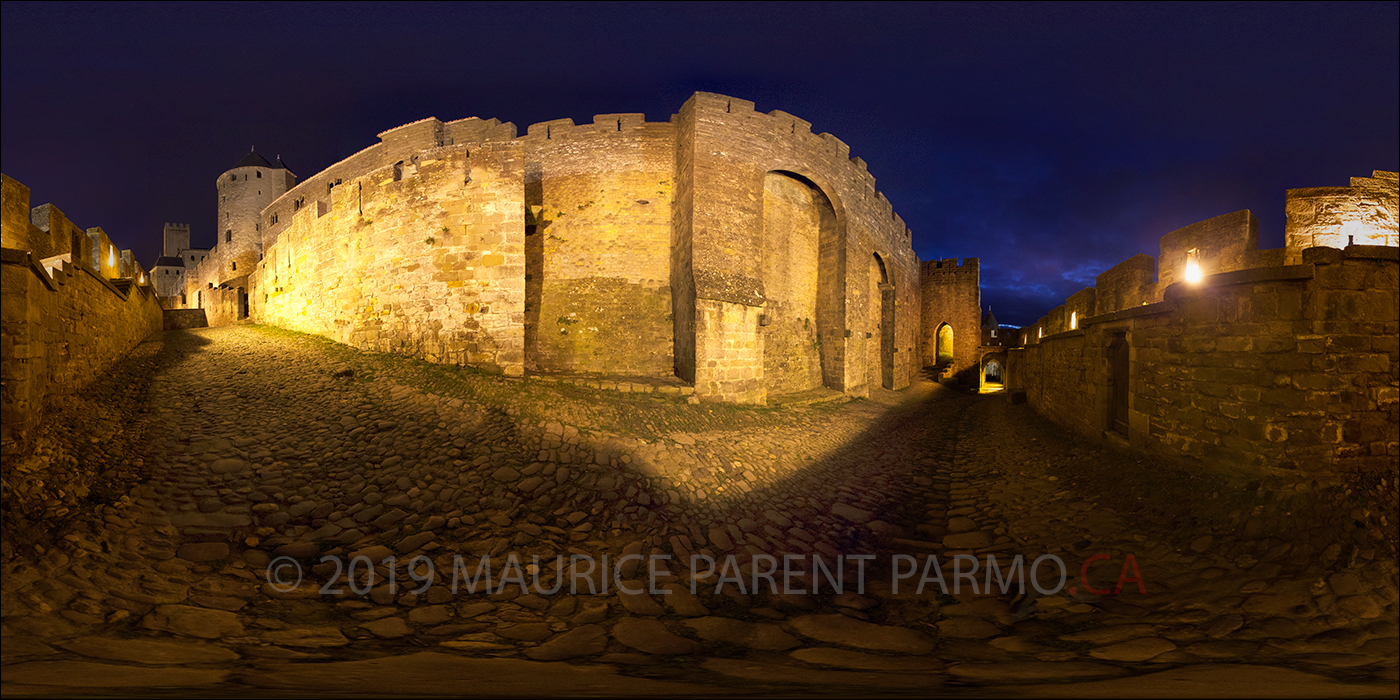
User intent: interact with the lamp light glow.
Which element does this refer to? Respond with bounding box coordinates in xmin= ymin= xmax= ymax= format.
xmin=1185 ymin=248 xmax=1202 ymax=283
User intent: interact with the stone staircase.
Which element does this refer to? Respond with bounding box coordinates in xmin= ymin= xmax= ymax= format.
xmin=921 ymin=359 xmax=955 ymax=383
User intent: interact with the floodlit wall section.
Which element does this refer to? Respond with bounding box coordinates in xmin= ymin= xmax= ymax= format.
xmin=1285 ymin=170 xmax=1399 ymax=264
xmin=521 ymin=115 xmax=676 ymax=377
xmin=250 ymin=136 xmax=527 ymax=375
xmin=234 ymin=93 xmax=923 ymax=402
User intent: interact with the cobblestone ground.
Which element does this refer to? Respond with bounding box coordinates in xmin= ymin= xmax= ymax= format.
xmin=2 ymin=325 xmax=1396 ymax=697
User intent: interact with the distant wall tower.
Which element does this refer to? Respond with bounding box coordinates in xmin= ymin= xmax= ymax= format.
xmin=920 ymin=257 xmax=981 ymax=384
xmin=215 ymin=150 xmax=295 ymax=284
xmin=162 ymin=222 xmax=190 ymax=257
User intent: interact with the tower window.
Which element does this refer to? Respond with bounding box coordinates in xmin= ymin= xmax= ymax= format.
xmin=232 ymin=262 xmax=237 ymax=271
xmin=230 ymin=174 xmax=236 ymax=182
xmin=257 ymin=171 xmax=262 ymax=178
xmin=226 ymin=230 xmax=233 ymax=243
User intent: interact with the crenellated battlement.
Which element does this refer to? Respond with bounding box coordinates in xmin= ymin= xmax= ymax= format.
xmin=265 ymin=115 xmax=517 ymax=236
xmin=922 ymin=257 xmax=979 ymax=275
xmin=521 ymin=113 xmax=669 ymax=141
xmin=2 ymin=174 xmax=165 ymax=450
xmin=685 ymin=92 xmax=893 ymax=203
xmin=193 ymin=93 xmax=925 ymax=401
xmin=1017 ymin=169 xmax=1398 ymax=342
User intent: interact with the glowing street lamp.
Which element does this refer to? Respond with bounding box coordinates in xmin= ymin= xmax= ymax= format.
xmin=1185 ymin=248 xmax=1202 ymax=284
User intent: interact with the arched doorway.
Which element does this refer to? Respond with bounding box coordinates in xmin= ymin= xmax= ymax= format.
xmin=762 ymin=170 xmax=843 ymax=396
xmin=936 ymin=323 xmax=954 ymax=363
xmin=985 ymin=360 xmax=1002 ymax=383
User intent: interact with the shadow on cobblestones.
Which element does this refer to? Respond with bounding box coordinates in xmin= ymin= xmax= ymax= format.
xmin=1 ymin=330 xmax=214 ymax=558
xmin=1 ymin=325 xmax=1394 ymax=697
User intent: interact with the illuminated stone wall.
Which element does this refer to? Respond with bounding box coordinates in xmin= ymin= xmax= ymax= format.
xmin=227 ymin=93 xmax=923 ymax=403
xmin=1010 ymin=173 xmax=1399 ymax=473
xmin=1 ymin=174 xmax=163 ymax=450
xmin=1285 ymin=170 xmax=1399 ymax=264
xmin=250 ymin=139 xmax=526 ymax=375
xmin=520 ymin=115 xmax=676 ymax=377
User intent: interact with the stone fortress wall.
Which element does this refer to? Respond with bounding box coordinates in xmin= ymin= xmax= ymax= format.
xmin=189 ymin=93 xmax=930 ymax=404
xmin=521 ymin=113 xmax=676 ymax=379
xmin=0 ymin=174 xmax=164 ymax=451
xmin=3 ymin=94 xmax=1389 ymax=482
xmin=1005 ymin=171 xmax=1399 ymax=474
xmin=673 ymin=94 xmax=922 ymax=402
xmin=920 ymin=257 xmax=981 ymax=382
xmin=248 ymin=121 xmax=525 ymax=373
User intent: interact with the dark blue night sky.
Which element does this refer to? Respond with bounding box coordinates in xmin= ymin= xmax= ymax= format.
xmin=3 ymin=1 xmax=1396 ymax=326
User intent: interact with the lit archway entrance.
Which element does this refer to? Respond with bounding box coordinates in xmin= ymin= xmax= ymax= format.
xmin=936 ymin=323 xmax=954 ymax=363
xmin=985 ymin=360 xmax=1002 ymax=383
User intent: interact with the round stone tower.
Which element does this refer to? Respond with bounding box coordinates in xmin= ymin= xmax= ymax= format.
xmin=215 ymin=150 xmax=295 ymax=282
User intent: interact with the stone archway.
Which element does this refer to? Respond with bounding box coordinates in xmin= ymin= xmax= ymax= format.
xmin=936 ymin=323 xmax=954 ymax=363
xmin=985 ymin=360 xmax=1002 ymax=383
xmin=761 ymin=170 xmax=843 ymax=396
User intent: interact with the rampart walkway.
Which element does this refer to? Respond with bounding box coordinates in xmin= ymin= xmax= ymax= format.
xmin=1 ymin=325 xmax=1395 ymax=696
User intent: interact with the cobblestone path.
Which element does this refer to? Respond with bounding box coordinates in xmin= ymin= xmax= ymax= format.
xmin=2 ymin=325 xmax=1396 ymax=696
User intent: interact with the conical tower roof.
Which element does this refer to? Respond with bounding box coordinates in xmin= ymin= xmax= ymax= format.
xmin=981 ymin=307 xmax=999 ymax=329
xmin=231 ymin=149 xmax=276 ymax=170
